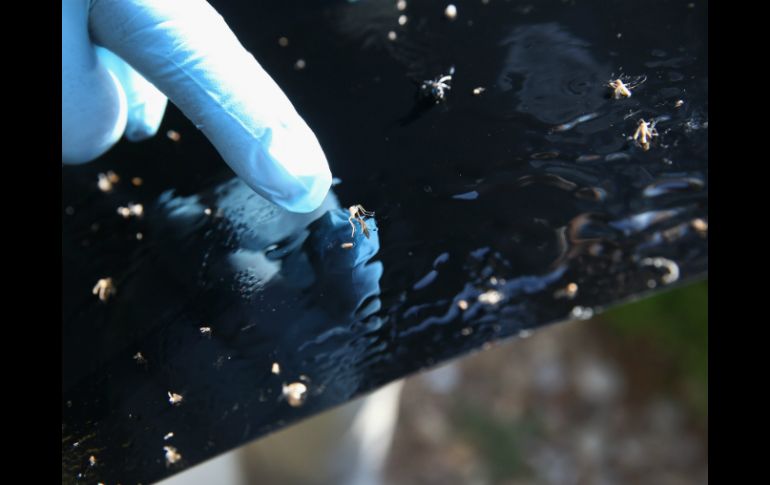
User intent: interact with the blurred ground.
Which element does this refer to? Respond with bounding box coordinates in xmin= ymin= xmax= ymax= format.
xmin=384 ymin=280 xmax=708 ymax=485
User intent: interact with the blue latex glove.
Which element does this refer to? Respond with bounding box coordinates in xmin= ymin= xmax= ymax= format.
xmin=62 ymin=0 xmax=332 ymax=213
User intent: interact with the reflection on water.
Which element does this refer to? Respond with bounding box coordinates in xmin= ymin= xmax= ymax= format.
xmin=62 ymin=0 xmax=706 ymax=482
xmin=497 ymin=23 xmax=611 ymax=125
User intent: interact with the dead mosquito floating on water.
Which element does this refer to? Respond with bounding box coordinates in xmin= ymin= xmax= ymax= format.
xmin=92 ymin=277 xmax=116 ymax=302
xmin=421 ymin=67 xmax=455 ymax=103
xmin=348 ymin=205 xmax=375 ymax=238
xmin=283 ymin=382 xmax=308 ymax=407
xmin=607 ymin=74 xmax=646 ymax=99
xmin=164 ymin=446 xmax=182 ymax=466
xmin=633 ymin=118 xmax=659 ymax=151
xmin=168 ymin=392 xmax=183 ymax=406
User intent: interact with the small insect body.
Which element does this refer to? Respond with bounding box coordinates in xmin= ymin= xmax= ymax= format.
xmin=348 ymin=205 xmax=375 ymax=238
xmin=168 ymin=392 xmax=184 ymax=406
xmin=164 ymin=445 xmax=182 ymax=465
xmin=282 ymin=382 xmax=308 ymax=407
xmin=633 ymin=118 xmax=659 ymax=151
xmin=607 ymin=74 xmax=646 ymax=99
xmin=608 ymin=79 xmax=631 ymax=98
xmin=421 ymin=67 xmax=455 ymax=103
xmin=92 ymin=277 xmax=116 ymax=302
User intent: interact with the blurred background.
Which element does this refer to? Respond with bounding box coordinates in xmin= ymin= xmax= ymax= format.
xmin=384 ymin=279 xmax=708 ymax=485
xmin=162 ymin=279 xmax=707 ymax=485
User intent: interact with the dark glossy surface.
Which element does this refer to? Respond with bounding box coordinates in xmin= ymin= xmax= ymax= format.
xmin=62 ymin=0 xmax=707 ymax=482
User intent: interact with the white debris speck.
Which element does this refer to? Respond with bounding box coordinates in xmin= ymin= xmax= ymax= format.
xmin=387 ymin=30 xmax=397 ymax=41
xmin=457 ymin=299 xmax=469 ymax=310
xmin=271 ymin=362 xmax=281 ymax=375
xmin=117 ymin=203 xmax=143 ymax=218
xmin=570 ymin=306 xmax=594 ymax=320
xmin=164 ymin=432 xmax=174 ymax=441
xmin=204 ymin=207 xmax=212 ymax=215
xmin=282 ymin=382 xmax=308 ymax=407
xmin=472 ymin=87 xmax=486 ymax=96
xmin=478 ymin=289 xmax=503 ymax=305
xmin=397 ymin=0 xmax=407 ymax=11
xmin=278 ymin=36 xmax=289 ymax=47
xmin=166 ymin=130 xmax=181 ymax=142
xmin=89 ymin=455 xmax=97 ymax=466
xmin=97 ymin=173 xmax=114 ymax=192
xmin=554 ymin=282 xmax=579 ymax=299
xmin=133 ymin=352 xmax=146 ymax=365
xmin=200 ymin=326 xmax=212 ymax=337
xmin=398 ymin=14 xmax=408 ymax=25
xmin=294 ymin=59 xmax=306 ymax=70
xmin=131 ymin=177 xmax=143 ymax=187
xmin=444 ymin=4 xmax=457 ymax=20
xmin=691 ymin=218 xmax=707 ymax=235
xmin=136 ymin=232 xmax=143 ymax=240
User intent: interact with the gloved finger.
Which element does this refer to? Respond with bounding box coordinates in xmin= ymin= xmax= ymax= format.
xmin=89 ymin=0 xmax=333 ymax=213
xmin=62 ymin=0 xmax=127 ymax=164
xmin=95 ymin=47 xmax=169 ymax=142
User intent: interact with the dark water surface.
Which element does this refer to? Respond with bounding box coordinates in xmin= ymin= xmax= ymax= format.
xmin=62 ymin=0 xmax=707 ymax=482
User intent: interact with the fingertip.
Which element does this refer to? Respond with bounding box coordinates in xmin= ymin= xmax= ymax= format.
xmin=124 ymin=97 xmax=167 ymax=141
xmin=249 ymin=124 xmax=333 ymax=214
xmin=95 ymin=47 xmax=168 ymax=142
xmin=239 ymin=140 xmax=333 ymax=214
xmin=62 ymin=68 xmax=128 ymax=164
xmin=62 ymin=1 xmax=128 ymax=164
xmin=276 ymin=167 xmax=333 ymax=214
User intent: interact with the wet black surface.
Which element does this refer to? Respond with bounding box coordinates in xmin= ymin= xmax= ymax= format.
xmin=62 ymin=0 xmax=707 ymax=483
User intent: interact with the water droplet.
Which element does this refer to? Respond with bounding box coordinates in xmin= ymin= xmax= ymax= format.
xmin=413 ymin=270 xmax=438 ymax=290
xmin=570 ymin=306 xmax=594 ymax=320
xmin=452 ymin=191 xmax=479 ymax=200
xmin=642 ymin=177 xmax=704 ymax=198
